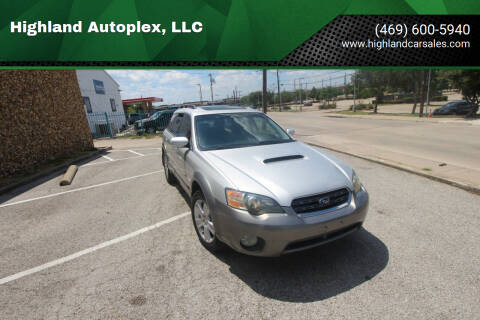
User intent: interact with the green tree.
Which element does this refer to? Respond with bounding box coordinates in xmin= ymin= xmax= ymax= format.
xmin=357 ymin=70 xmax=393 ymax=113
xmin=449 ymin=70 xmax=480 ymax=117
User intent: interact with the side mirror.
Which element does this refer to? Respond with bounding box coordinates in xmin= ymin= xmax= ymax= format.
xmin=170 ymin=136 xmax=189 ymax=148
xmin=286 ymin=128 xmax=295 ymax=135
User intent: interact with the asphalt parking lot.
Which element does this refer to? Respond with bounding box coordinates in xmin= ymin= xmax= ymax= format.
xmin=1 ymin=142 xmax=479 ymax=319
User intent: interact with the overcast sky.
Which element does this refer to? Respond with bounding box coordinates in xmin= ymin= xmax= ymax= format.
xmin=106 ymin=69 xmax=354 ymax=105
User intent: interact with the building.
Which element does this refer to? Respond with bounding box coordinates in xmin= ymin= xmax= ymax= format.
xmin=0 ymin=70 xmax=93 ymax=179
xmin=76 ymin=70 xmax=126 ymax=137
xmin=122 ymin=97 xmax=163 ymax=114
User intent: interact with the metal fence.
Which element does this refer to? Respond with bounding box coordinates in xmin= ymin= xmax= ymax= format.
xmin=86 ymin=112 xmax=131 ymax=139
xmin=86 ymin=110 xmax=172 ymax=139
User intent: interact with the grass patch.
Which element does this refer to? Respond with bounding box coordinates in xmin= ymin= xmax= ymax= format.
xmin=422 ymin=168 xmax=432 ymax=171
xmin=337 ymin=111 xmax=372 ymax=115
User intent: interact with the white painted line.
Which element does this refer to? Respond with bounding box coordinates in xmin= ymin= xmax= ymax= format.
xmin=109 ymin=147 xmax=161 ymax=151
xmin=102 ymin=155 xmax=114 ymax=162
xmin=0 ymin=170 xmax=163 ymax=209
xmin=0 ymin=212 xmax=190 ymax=285
xmin=80 ymin=153 xmax=161 ymax=167
xmin=128 ymin=149 xmax=144 ymax=156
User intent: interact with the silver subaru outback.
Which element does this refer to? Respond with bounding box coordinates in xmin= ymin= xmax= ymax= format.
xmin=162 ymin=106 xmax=368 ymax=257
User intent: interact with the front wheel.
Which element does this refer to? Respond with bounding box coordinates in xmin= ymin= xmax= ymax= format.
xmin=191 ymin=191 xmax=223 ymax=252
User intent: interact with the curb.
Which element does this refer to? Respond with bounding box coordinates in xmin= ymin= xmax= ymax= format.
xmin=306 ymin=142 xmax=480 ymax=196
xmin=324 ymin=114 xmax=478 ymax=125
xmin=0 ymin=147 xmax=112 ymax=195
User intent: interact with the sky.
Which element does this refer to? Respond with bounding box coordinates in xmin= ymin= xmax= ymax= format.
xmin=106 ymin=69 xmax=355 ymax=105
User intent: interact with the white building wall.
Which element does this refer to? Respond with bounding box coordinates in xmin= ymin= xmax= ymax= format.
xmin=76 ymin=70 xmax=126 ymax=135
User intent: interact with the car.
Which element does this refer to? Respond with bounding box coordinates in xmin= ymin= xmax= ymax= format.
xmin=433 ymin=101 xmax=477 ymax=115
xmin=162 ymin=105 xmax=369 ymax=257
xmin=135 ymin=109 xmax=176 ymax=134
xmin=127 ymin=112 xmax=149 ymax=125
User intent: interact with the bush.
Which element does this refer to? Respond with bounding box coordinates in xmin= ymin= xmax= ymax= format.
xmin=378 ymin=95 xmax=448 ymax=104
xmin=349 ymin=103 xmax=374 ymax=111
xmin=318 ymin=104 xmax=336 ymax=110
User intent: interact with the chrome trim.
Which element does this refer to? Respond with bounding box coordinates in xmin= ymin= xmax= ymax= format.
xmin=295 ymin=191 xmax=352 ymax=218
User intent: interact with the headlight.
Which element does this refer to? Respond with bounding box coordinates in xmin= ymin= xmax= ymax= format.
xmin=352 ymin=171 xmax=362 ymax=194
xmin=225 ymin=189 xmax=284 ymax=215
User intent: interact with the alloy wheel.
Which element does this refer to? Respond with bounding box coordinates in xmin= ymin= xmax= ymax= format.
xmin=193 ymin=199 xmax=215 ymax=243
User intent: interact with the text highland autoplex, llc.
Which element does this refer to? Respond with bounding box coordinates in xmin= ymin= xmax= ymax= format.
xmin=10 ymin=21 xmax=203 ymax=37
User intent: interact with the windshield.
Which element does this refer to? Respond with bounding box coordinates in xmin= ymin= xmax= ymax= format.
xmin=195 ymin=112 xmax=293 ymax=151
xmin=441 ymin=102 xmax=457 ymax=109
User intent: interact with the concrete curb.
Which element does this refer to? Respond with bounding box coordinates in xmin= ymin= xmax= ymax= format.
xmin=0 ymin=147 xmax=112 ymax=195
xmin=306 ymin=142 xmax=480 ymax=196
xmin=324 ymin=114 xmax=479 ymax=125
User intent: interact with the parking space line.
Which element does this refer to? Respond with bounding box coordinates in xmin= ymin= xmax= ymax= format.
xmin=102 ymin=155 xmax=114 ymax=162
xmin=80 ymin=153 xmax=161 ymax=167
xmin=0 ymin=170 xmax=163 ymax=209
xmin=128 ymin=150 xmax=144 ymax=156
xmin=0 ymin=211 xmax=190 ymax=285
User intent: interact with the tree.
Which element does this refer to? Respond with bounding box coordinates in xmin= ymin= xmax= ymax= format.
xmin=418 ymin=70 xmax=426 ymax=117
xmin=126 ymin=106 xmax=136 ymax=114
xmin=357 ymin=70 xmax=392 ymax=113
xmin=310 ymin=87 xmax=318 ymax=100
xmin=449 ymin=70 xmax=480 ymax=118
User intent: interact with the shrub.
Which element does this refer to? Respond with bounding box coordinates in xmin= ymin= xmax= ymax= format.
xmin=349 ymin=103 xmax=374 ymax=111
xmin=318 ymin=104 xmax=336 ymax=110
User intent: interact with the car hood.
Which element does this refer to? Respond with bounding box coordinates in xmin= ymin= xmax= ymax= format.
xmin=201 ymin=141 xmax=353 ymax=206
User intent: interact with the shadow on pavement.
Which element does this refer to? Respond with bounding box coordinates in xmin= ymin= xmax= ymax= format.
xmin=0 ymin=153 xmax=105 ymax=205
xmin=214 ymin=228 xmax=388 ymax=302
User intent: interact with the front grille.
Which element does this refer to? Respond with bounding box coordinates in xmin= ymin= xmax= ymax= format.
xmin=291 ymin=188 xmax=349 ymax=214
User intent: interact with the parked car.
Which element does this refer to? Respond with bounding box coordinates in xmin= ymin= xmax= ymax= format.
xmin=303 ymin=102 xmax=313 ymax=106
xmin=433 ymin=101 xmax=477 ymax=115
xmin=127 ymin=113 xmax=149 ymax=125
xmin=162 ymin=106 xmax=369 ymax=256
xmin=135 ymin=109 xmax=176 ymax=134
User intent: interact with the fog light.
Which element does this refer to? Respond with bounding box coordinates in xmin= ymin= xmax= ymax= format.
xmin=240 ymin=235 xmax=258 ymax=247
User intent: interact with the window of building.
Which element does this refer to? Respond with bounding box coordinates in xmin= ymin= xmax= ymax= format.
xmin=110 ymin=98 xmax=117 ymax=112
xmin=83 ymin=97 xmax=92 ymax=113
xmin=93 ymin=80 xmax=105 ymax=94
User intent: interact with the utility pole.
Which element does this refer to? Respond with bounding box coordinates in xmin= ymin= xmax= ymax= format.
xmin=426 ymin=69 xmax=432 ymax=106
xmin=208 ymin=73 xmax=215 ymax=102
xmin=196 ymin=84 xmax=202 ymax=104
xmin=293 ymin=79 xmax=297 ymax=104
xmin=276 ymin=70 xmax=282 ymax=112
xmin=299 ymin=78 xmax=304 ymax=111
xmin=262 ymin=69 xmax=267 ymax=113
xmin=353 ymin=73 xmax=356 ymax=112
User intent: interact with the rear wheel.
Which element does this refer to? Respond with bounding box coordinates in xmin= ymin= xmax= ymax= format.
xmin=191 ymin=190 xmax=223 ymax=252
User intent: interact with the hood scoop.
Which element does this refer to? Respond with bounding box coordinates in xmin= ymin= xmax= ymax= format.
xmin=263 ymin=155 xmax=304 ymax=164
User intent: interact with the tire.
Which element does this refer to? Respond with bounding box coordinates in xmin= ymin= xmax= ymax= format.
xmin=147 ymin=127 xmax=156 ymax=134
xmin=162 ymin=152 xmax=176 ymax=185
xmin=191 ymin=190 xmax=223 ymax=252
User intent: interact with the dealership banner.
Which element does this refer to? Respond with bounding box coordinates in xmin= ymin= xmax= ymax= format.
xmin=0 ymin=0 xmax=479 ymax=66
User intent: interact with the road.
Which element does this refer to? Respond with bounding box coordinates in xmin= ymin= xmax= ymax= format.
xmin=270 ymin=111 xmax=480 ymax=188
xmin=0 ymin=140 xmax=479 ymax=319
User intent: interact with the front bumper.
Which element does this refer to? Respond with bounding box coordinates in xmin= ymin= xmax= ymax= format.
xmin=213 ymin=188 xmax=369 ymax=257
